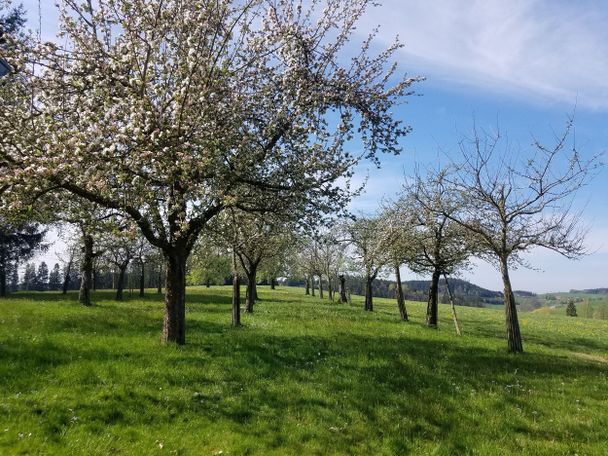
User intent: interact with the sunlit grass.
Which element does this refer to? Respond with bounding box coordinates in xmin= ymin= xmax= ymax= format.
xmin=0 ymin=287 xmax=606 ymax=455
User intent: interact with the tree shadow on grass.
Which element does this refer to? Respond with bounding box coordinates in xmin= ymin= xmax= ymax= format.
xmin=2 ymin=292 xmax=607 ymax=454
xmin=9 ymin=330 xmax=602 ymax=454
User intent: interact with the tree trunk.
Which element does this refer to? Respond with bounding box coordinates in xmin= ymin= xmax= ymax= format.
xmin=327 ymin=277 xmax=333 ymax=301
xmin=157 ymin=264 xmax=163 ymax=294
xmin=139 ymin=262 xmax=145 ymax=297
xmin=305 ymin=277 xmax=310 ymax=295
xmin=62 ymin=259 xmax=72 ymax=295
xmin=205 ymin=278 xmax=210 ymax=288
xmin=501 ymin=258 xmax=523 ymax=352
xmin=270 ymin=277 xmax=276 ymax=290
xmin=245 ymin=267 xmax=257 ymax=313
xmin=426 ymin=268 xmax=441 ymax=327
xmin=162 ymin=250 xmax=187 ymax=344
xmin=311 ymin=275 xmax=316 ymax=296
xmin=79 ymin=235 xmax=94 ymax=306
xmin=116 ymin=265 xmax=127 ymax=301
xmin=364 ymin=274 xmax=374 ymax=311
xmin=231 ymin=249 xmax=241 ymax=327
xmin=395 ymin=265 xmax=408 ymax=321
xmin=319 ymin=276 xmax=324 ymax=299
xmin=232 ymin=272 xmax=241 ymax=326
xmin=338 ymin=274 xmax=347 ymax=303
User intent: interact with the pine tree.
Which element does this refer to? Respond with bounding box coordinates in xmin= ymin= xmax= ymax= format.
xmin=9 ymin=263 xmax=18 ymax=292
xmin=0 ymin=223 xmax=47 ymax=295
xmin=48 ymin=263 xmax=61 ymax=291
xmin=566 ymin=299 xmax=577 ymax=317
xmin=22 ymin=263 xmax=35 ymax=291
xmin=35 ymin=262 xmax=49 ymax=291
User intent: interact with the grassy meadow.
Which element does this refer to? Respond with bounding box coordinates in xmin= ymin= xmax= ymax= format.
xmin=0 ymin=286 xmax=607 ymax=455
xmin=532 ymin=294 xmax=608 ymax=320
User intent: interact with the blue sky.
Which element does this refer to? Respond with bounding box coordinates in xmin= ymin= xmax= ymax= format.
xmin=352 ymin=0 xmax=608 ymax=292
xmin=19 ymin=0 xmax=608 ymax=293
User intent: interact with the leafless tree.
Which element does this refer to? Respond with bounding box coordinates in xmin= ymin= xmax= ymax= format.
xmin=398 ymin=168 xmax=474 ymax=330
xmin=344 ymin=216 xmax=389 ymax=311
xmin=378 ymin=206 xmax=414 ymax=321
xmin=444 ymin=119 xmax=601 ymax=352
xmin=314 ymin=229 xmax=348 ymax=301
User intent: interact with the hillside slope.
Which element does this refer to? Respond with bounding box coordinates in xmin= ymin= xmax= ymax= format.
xmin=0 ymin=287 xmax=607 ymax=455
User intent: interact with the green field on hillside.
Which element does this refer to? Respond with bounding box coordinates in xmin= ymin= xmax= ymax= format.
xmin=1 ymin=287 xmax=607 ymax=455
xmin=524 ymin=293 xmax=608 ymax=320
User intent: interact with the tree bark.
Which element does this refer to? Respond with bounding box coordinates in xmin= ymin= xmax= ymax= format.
xmin=79 ymin=235 xmax=94 ymax=306
xmin=305 ymin=276 xmax=310 ymax=295
xmin=139 ymin=262 xmax=145 ymax=297
xmin=338 ymin=274 xmax=347 ymax=303
xmin=500 ymin=258 xmax=523 ymax=352
xmin=395 ymin=265 xmax=408 ymax=321
xmin=426 ymin=268 xmax=441 ymax=327
xmin=270 ymin=277 xmax=276 ymax=290
xmin=311 ymin=275 xmax=316 ymax=296
xmin=245 ymin=267 xmax=257 ymax=313
xmin=115 ymin=265 xmax=128 ymax=301
xmin=232 ymin=272 xmax=241 ymax=326
xmin=327 ymin=277 xmax=333 ymax=301
xmin=319 ymin=275 xmax=324 ymax=299
xmin=162 ymin=250 xmax=187 ymax=344
xmin=364 ymin=273 xmax=374 ymax=311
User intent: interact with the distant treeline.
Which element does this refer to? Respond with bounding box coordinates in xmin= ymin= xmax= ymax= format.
xmin=286 ymin=276 xmax=504 ymax=307
xmin=15 ymin=261 xmax=165 ymax=293
xmin=569 ymin=288 xmax=608 ymax=295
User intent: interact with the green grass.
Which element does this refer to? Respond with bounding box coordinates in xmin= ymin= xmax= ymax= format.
xmin=1 ymin=287 xmax=607 ymax=455
xmin=527 ymin=294 xmax=608 ymax=320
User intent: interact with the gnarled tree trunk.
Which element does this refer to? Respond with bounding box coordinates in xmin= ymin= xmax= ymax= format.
xmin=364 ymin=273 xmax=374 ymax=311
xmin=162 ymin=249 xmax=187 ymax=344
xmin=245 ymin=266 xmax=257 ymax=313
xmin=426 ymin=268 xmax=441 ymax=327
xmin=338 ymin=274 xmax=347 ymax=303
xmin=500 ymin=258 xmax=523 ymax=352
xmin=395 ymin=265 xmax=408 ymax=321
xmin=116 ymin=263 xmax=128 ymax=301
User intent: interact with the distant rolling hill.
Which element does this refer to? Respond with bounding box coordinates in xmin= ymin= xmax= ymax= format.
xmin=342 ymin=277 xmax=505 ymax=308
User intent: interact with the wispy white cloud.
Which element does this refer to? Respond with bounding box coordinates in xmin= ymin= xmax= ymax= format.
xmin=364 ymin=0 xmax=608 ymax=110
xmin=19 ymin=1 xmax=608 ymax=109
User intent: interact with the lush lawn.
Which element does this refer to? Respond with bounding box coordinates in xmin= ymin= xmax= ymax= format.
xmin=0 ymin=287 xmax=607 ymax=455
